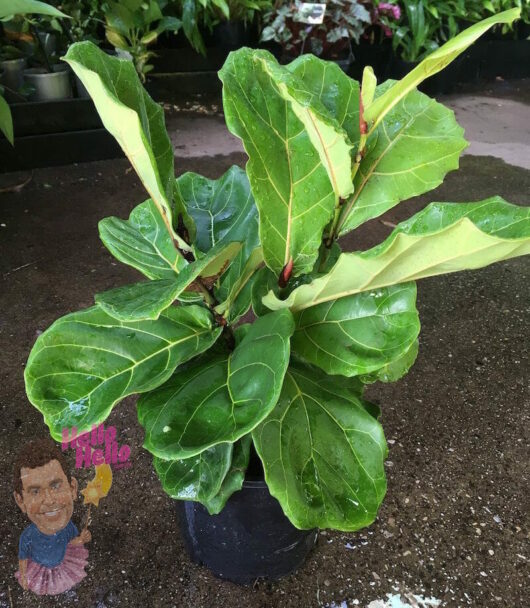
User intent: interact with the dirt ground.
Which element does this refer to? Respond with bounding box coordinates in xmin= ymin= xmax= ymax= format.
xmin=0 ymin=144 xmax=528 ymax=608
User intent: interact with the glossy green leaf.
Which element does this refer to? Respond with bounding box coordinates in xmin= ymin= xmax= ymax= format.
xmin=264 ymin=198 xmax=530 ymax=312
xmin=175 ymin=166 xmax=257 ymax=254
xmin=202 ymin=436 xmax=251 ymax=514
xmin=340 ymin=86 xmax=467 ymax=234
xmin=0 ymin=94 xmax=13 ymax=145
xmin=176 ymin=165 xmax=260 ymax=312
xmin=138 ymin=309 xmax=294 ymax=459
xmin=1 ymin=0 xmax=68 ymax=18
xmin=361 ymin=339 xmax=419 ymax=384
xmin=220 ymin=48 xmax=352 ymax=277
xmin=25 ymin=305 xmax=221 ymax=441
xmin=63 ymin=42 xmax=190 ymax=252
xmin=95 ymin=278 xmax=185 ymax=321
xmin=251 ymin=267 xmax=278 ymax=317
xmin=153 ymin=443 xmax=232 ymax=506
xmin=253 ymin=362 xmax=387 ymax=530
xmin=214 ymin=247 xmax=264 ymax=321
xmin=365 ymin=9 xmax=521 ymax=131
xmin=99 ymin=199 xmax=186 ymax=280
xmin=291 ymin=283 xmax=419 ymax=377
xmin=287 ymin=54 xmax=361 ymax=147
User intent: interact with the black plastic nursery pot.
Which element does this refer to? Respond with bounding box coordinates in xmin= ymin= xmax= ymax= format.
xmin=176 ymin=478 xmax=318 ymax=585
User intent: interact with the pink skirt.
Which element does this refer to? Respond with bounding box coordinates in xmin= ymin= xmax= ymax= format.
xmin=15 ymin=543 xmax=89 ymax=596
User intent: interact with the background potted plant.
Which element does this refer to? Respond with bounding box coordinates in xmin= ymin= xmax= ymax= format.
xmin=103 ymin=0 xmax=182 ymax=81
xmin=349 ymin=0 xmax=401 ymax=79
xmin=261 ymin=0 xmax=371 ymax=67
xmin=24 ymin=8 xmax=528 ymax=584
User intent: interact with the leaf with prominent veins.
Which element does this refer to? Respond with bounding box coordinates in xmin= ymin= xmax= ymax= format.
xmin=263 ymin=197 xmax=530 ymax=312
xmin=291 ymin=283 xmax=420 ymax=377
xmin=99 ymin=199 xmax=187 ymax=280
xmin=25 ymin=305 xmax=222 ymax=441
xmin=364 ymin=9 xmax=521 ymax=131
xmin=64 ymin=42 xmax=189 ymax=252
xmin=153 ymin=435 xmax=251 ymax=515
xmin=287 ymin=54 xmax=361 ymax=148
xmin=253 ymin=361 xmax=387 ymax=530
xmin=340 ymin=85 xmax=467 ymax=235
xmin=219 ymin=48 xmax=352 ymax=277
xmin=138 ymin=309 xmax=294 ymax=459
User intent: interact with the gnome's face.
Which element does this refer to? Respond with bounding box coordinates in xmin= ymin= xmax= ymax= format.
xmin=14 ymin=459 xmax=78 ymax=535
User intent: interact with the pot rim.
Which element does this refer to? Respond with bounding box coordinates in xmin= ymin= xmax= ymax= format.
xmin=23 ymin=65 xmax=71 ymax=77
xmin=1 ymin=57 xmax=27 ymax=66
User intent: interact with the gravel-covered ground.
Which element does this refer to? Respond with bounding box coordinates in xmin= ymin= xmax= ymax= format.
xmin=0 ymin=92 xmax=528 ymax=608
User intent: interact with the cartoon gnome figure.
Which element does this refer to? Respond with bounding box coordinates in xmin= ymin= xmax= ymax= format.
xmin=13 ymin=438 xmax=91 ymax=595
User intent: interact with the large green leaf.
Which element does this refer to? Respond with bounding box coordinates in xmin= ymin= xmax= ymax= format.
xmin=99 ymin=199 xmax=186 ymax=280
xmin=0 ymin=94 xmax=13 ymax=146
xmin=63 ymin=42 xmax=189 ymax=252
xmin=219 ymin=48 xmax=352 ymax=277
xmin=94 ymin=278 xmax=187 ymax=321
xmin=25 ymin=305 xmax=221 ymax=441
xmin=156 ymin=436 xmax=252 ymax=514
xmin=291 ymin=283 xmax=420 ymax=377
xmin=253 ymin=362 xmax=387 ymax=530
xmin=175 ymin=166 xmax=257 ymax=255
xmin=0 ymin=0 xmax=68 ymax=18
xmin=263 ymin=198 xmax=530 ymax=312
xmin=340 ymin=86 xmax=467 ymax=235
xmin=138 ymin=309 xmax=294 ymax=459
xmin=364 ymin=9 xmax=521 ymax=131
xmin=287 ymin=54 xmax=360 ymax=148
xmin=214 ymin=247 xmax=264 ymax=322
xmin=153 ymin=443 xmax=232 ymax=506
xmin=203 ymin=436 xmax=251 ymax=514
xmin=95 ymin=239 xmax=241 ymax=322
xmin=361 ymin=339 xmax=419 ymax=384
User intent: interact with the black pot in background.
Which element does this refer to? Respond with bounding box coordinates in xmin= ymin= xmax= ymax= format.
xmin=0 ymin=58 xmax=27 ymax=103
xmin=349 ymin=41 xmax=392 ymax=81
xmin=479 ymin=39 xmax=530 ymax=80
xmin=176 ymin=475 xmax=318 ymax=584
xmin=211 ymin=20 xmax=258 ymax=49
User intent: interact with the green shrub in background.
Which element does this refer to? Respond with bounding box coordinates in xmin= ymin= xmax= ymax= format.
xmin=382 ymin=0 xmax=528 ymax=62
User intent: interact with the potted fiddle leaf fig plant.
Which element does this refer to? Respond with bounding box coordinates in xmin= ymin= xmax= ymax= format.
xmin=25 ymin=8 xmax=529 ymax=584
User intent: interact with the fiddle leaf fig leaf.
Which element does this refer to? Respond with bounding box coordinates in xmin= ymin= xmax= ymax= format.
xmin=175 ymin=166 xmax=258 ymax=255
xmin=0 ymin=95 xmax=14 ymax=146
xmin=291 ymin=283 xmax=420 ymax=377
xmin=287 ymin=53 xmax=361 ymax=148
xmin=1 ymin=0 xmax=68 ymax=18
xmin=63 ymin=42 xmax=190 ymax=252
xmin=220 ymin=48 xmax=352 ymax=277
xmin=340 ymin=86 xmax=467 ymax=235
xmin=138 ymin=309 xmax=294 ymax=459
xmin=176 ymin=166 xmax=260 ymax=309
xmin=263 ymin=198 xmax=530 ymax=312
xmin=153 ymin=443 xmax=233 ymax=506
xmin=156 ymin=434 xmax=252 ymax=515
xmin=214 ymin=247 xmax=264 ymax=322
xmin=203 ymin=436 xmax=251 ymax=514
xmin=99 ymin=199 xmax=186 ymax=280
xmin=25 ymin=305 xmax=222 ymax=441
xmin=361 ymin=339 xmax=419 ymax=384
xmin=253 ymin=362 xmax=387 ymax=531
xmin=364 ymin=8 xmax=521 ymax=131
xmin=95 ymin=278 xmax=186 ymax=321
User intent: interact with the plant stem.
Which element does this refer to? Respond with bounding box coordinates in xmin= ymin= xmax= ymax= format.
xmin=30 ymin=24 xmax=53 ymax=73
